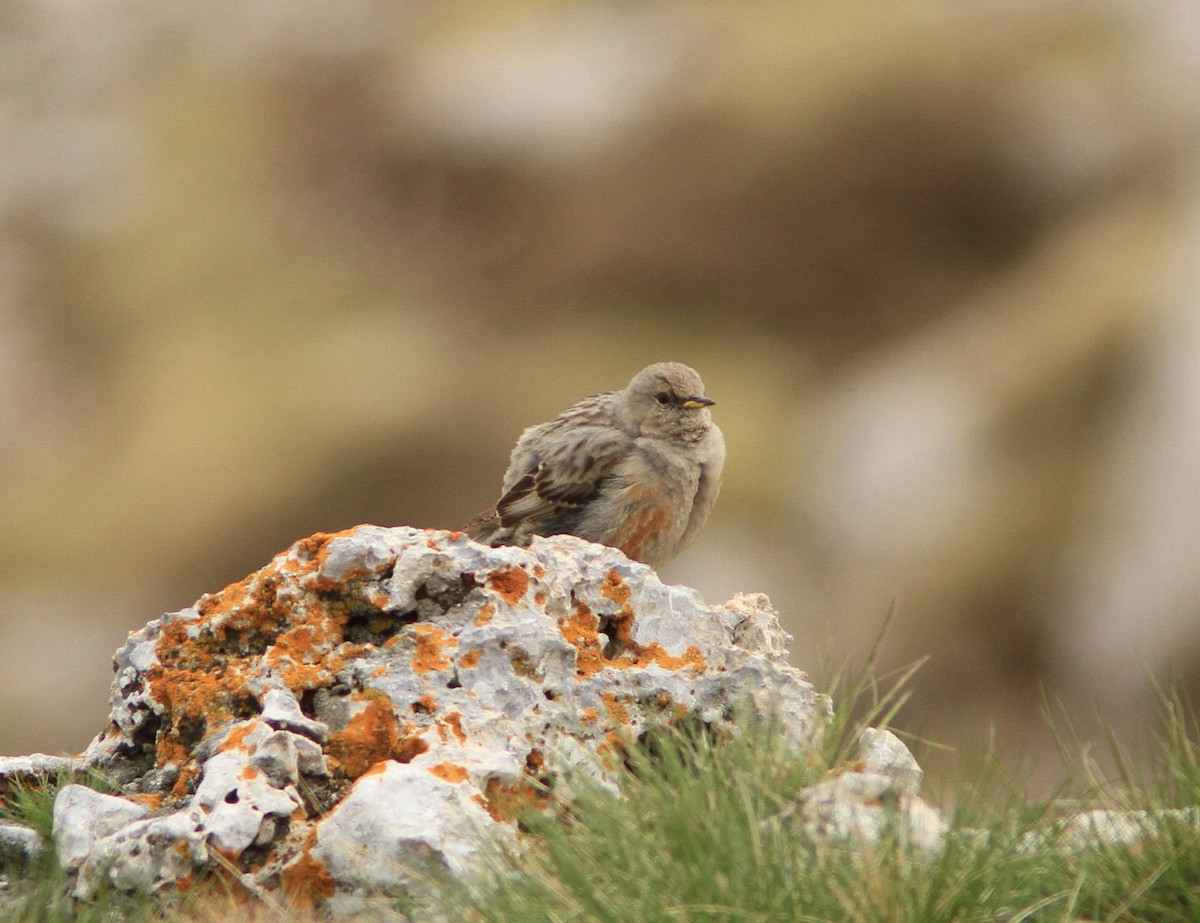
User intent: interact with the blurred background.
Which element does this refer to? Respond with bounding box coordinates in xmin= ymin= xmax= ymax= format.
xmin=3 ymin=0 xmax=1200 ymax=797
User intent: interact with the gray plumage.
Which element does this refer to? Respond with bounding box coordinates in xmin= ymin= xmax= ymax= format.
xmin=466 ymin=362 xmax=725 ymax=568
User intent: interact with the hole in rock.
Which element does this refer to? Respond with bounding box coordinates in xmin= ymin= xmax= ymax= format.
xmin=132 ymin=713 xmax=162 ymax=749
xmin=344 ymin=605 xmax=417 ymax=644
xmin=231 ymin=694 xmax=260 ymax=719
xmin=413 ymin=572 xmax=481 ymax=615
xmin=176 ymin=716 xmax=208 ymax=749
xmin=299 ymin=688 xmax=320 ymax=719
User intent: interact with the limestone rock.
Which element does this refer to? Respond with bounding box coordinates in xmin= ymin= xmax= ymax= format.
xmin=0 ymin=754 xmax=84 ymax=786
xmin=310 ymin=760 xmax=507 ymax=910
xmin=793 ymin=769 xmax=948 ymax=852
xmin=0 ymin=822 xmax=43 ymax=870
xmin=52 ymin=785 xmax=149 ymax=870
xmin=1058 ymin=807 xmax=1200 ymax=849
xmin=858 ymin=727 xmax=924 ymax=796
xmin=56 ymin=525 xmax=829 ymax=906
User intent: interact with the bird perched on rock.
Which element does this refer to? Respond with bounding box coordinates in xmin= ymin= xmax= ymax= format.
xmin=466 ymin=362 xmax=725 ymax=569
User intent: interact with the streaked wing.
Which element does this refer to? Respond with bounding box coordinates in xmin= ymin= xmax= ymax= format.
xmin=496 ymin=419 xmax=630 ymax=529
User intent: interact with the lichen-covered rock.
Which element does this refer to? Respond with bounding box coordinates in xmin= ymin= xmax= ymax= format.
xmin=52 ymin=784 xmax=218 ymax=900
xmin=62 ymin=525 xmax=830 ymax=906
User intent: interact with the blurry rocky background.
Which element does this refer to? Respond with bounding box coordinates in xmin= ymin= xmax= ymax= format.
xmin=3 ymin=1 xmax=1200 ymax=795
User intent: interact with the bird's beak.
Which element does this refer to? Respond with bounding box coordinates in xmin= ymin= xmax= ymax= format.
xmin=682 ymin=395 xmax=716 ymax=409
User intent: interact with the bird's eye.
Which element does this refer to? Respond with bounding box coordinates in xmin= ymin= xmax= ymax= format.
xmin=655 ymin=392 xmax=671 ymax=405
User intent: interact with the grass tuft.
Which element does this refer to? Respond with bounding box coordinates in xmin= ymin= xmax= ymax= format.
xmin=420 ymin=652 xmax=1200 ymax=923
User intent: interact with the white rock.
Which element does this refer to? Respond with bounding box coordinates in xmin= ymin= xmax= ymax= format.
xmin=858 ymin=727 xmax=923 ymax=796
xmin=191 ymin=725 xmax=304 ymax=854
xmin=796 ymin=769 xmax=948 ymax=852
xmin=0 ymin=754 xmax=83 ymax=779
xmin=74 ymin=811 xmax=207 ymax=900
xmin=0 ymin=821 xmax=43 ymax=867
xmin=52 ymin=784 xmax=150 ymax=870
xmin=309 ymin=760 xmax=512 ymax=898
xmin=1059 ymin=807 xmax=1199 ymax=849
xmin=260 ymin=685 xmax=330 ymax=743
xmin=721 ymin=593 xmax=794 ymax=661
xmin=1061 ymin=809 xmax=1148 ymax=847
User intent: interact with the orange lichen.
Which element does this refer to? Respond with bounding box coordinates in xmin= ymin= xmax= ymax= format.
xmin=325 ymin=692 xmax=427 ymax=778
xmin=170 ymin=766 xmax=200 ymax=800
xmin=559 ymin=602 xmax=606 ymax=676
xmin=218 ymin=721 xmax=261 ymax=754
xmin=280 ymin=848 xmax=336 ymax=904
xmin=157 ymin=736 xmax=191 ymax=771
xmin=607 ymin=606 xmax=637 ymax=649
xmin=483 ymin=776 xmax=551 ymax=824
xmin=268 ymin=623 xmax=318 ymax=665
xmin=129 ymin=792 xmax=164 ymax=811
xmin=142 ymin=534 xmax=374 ymax=796
xmin=595 ymin=729 xmax=624 ymax=758
xmin=293 ymin=532 xmax=335 ymax=562
xmin=238 ymin=765 xmax=260 ymax=782
xmin=639 ymin=642 xmax=707 ymax=672
xmin=308 ymin=527 xmax=385 ymax=591
xmin=601 ymin=692 xmax=630 ymax=724
xmin=395 ymin=734 xmax=431 ymax=764
xmin=119 ymin=522 xmax=720 ymax=901
xmin=458 ymin=648 xmax=481 ymax=669
xmin=442 ymin=711 xmax=467 ymax=743
xmin=409 ymin=624 xmax=456 ymax=673
xmin=600 ymin=569 xmax=632 ymax=606
xmin=556 ymin=585 xmax=705 ymax=679
xmin=428 ymin=762 xmax=469 ymax=784
xmin=487 ymin=565 xmax=529 ymax=604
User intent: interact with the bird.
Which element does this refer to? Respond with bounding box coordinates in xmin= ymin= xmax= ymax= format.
xmin=465 ymin=362 xmax=725 ymax=569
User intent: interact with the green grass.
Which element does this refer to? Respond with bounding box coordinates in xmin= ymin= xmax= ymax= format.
xmin=0 ymin=768 xmax=166 ymax=923
xmin=0 ymin=768 xmax=119 ymax=841
xmin=425 ymin=672 xmax=1200 ymax=923
xmin=2 ymin=674 xmax=1198 ymax=922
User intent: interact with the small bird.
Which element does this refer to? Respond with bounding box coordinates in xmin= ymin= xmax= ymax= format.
xmin=466 ymin=362 xmax=725 ymax=569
